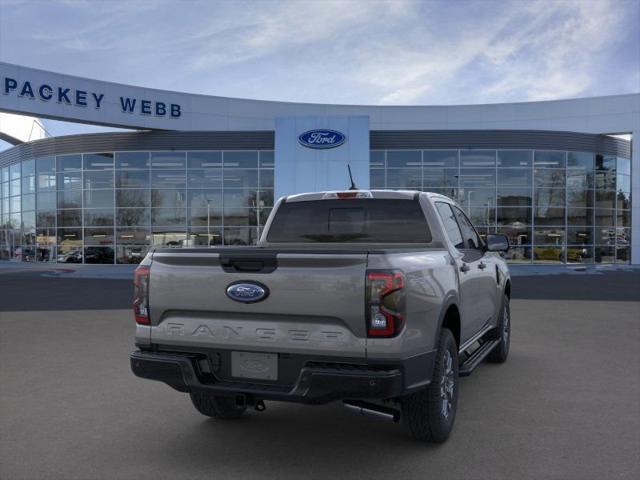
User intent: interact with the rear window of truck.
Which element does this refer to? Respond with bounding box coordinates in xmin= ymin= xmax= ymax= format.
xmin=266 ymin=199 xmax=432 ymax=243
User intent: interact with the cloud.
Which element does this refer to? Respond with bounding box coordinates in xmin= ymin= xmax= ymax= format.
xmin=0 ymin=0 xmax=637 ymax=106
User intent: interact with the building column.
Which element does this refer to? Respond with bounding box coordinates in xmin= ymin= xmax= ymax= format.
xmin=632 ymin=129 xmax=639 ymax=265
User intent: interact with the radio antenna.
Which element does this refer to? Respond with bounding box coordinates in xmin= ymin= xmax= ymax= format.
xmin=347 ymin=164 xmax=357 ymax=190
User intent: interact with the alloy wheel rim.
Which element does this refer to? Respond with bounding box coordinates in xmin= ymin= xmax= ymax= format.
xmin=440 ymin=350 xmax=455 ymax=419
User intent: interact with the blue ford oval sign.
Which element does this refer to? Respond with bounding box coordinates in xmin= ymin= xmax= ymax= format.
xmin=298 ymin=129 xmax=346 ymax=149
xmin=226 ymin=281 xmax=269 ymax=303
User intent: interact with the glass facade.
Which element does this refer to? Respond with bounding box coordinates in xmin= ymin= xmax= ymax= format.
xmin=371 ymin=149 xmax=632 ymax=264
xmin=0 ymin=147 xmax=631 ymax=265
xmin=0 ymin=150 xmax=274 ymax=264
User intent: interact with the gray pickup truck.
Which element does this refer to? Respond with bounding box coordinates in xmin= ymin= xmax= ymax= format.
xmin=130 ymin=190 xmax=511 ymax=442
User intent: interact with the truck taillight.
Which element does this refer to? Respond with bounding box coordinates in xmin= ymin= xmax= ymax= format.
xmin=366 ymin=270 xmax=405 ymax=337
xmin=133 ymin=265 xmax=150 ymax=325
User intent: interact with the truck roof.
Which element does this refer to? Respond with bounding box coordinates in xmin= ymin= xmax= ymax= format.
xmin=284 ymin=189 xmax=456 ymax=203
xmin=285 ymin=189 xmax=458 ymax=202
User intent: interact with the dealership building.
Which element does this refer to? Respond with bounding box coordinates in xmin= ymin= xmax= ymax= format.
xmin=0 ymin=62 xmax=638 ymax=265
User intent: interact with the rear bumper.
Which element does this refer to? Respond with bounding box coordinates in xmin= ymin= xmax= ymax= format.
xmin=130 ymin=350 xmax=424 ymax=404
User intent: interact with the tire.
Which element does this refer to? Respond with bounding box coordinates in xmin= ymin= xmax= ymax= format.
xmin=189 ymin=393 xmax=247 ymax=419
xmin=487 ymin=294 xmax=510 ymax=363
xmin=401 ymin=328 xmax=458 ymax=443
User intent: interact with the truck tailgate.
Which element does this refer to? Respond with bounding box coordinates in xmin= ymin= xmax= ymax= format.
xmin=148 ymin=249 xmax=368 ymax=358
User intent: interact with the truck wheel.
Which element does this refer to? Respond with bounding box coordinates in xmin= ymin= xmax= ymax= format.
xmin=401 ymin=328 xmax=458 ymax=443
xmin=189 ymin=393 xmax=246 ymax=419
xmin=487 ymin=294 xmax=510 ymax=363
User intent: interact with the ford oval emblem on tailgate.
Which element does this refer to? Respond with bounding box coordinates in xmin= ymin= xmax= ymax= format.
xmin=226 ymin=281 xmax=269 ymax=303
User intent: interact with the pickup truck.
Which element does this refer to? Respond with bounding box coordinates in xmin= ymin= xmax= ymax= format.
xmin=130 ymin=190 xmax=511 ymax=442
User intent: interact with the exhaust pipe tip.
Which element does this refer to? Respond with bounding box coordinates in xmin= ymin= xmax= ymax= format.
xmin=343 ymin=400 xmax=400 ymax=423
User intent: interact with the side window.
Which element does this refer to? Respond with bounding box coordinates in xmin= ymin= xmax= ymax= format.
xmin=452 ymin=206 xmax=482 ymax=250
xmin=435 ymin=202 xmax=464 ymax=249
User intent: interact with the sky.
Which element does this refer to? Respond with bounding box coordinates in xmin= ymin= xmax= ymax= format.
xmin=0 ymin=0 xmax=639 ymax=142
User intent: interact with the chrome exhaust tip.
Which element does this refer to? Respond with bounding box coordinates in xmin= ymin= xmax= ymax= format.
xmin=343 ymin=400 xmax=400 ymax=423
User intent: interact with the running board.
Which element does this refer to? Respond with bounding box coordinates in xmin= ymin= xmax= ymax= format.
xmin=458 ymin=338 xmax=500 ymax=377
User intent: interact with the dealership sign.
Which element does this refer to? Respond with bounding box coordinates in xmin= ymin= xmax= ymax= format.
xmin=298 ymin=129 xmax=346 ymax=149
xmin=2 ymin=76 xmax=181 ymax=118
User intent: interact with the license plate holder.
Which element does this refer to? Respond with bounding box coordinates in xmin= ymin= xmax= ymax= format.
xmin=231 ymin=351 xmax=278 ymax=381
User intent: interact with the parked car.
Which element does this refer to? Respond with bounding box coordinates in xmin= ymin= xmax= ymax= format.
xmin=130 ymin=190 xmax=511 ymax=442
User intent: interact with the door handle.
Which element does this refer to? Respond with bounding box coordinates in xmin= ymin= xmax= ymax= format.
xmin=460 ymin=263 xmax=470 ymax=273
xmin=478 ymin=261 xmax=487 ymax=270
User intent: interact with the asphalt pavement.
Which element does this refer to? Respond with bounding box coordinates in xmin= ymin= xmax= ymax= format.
xmin=0 ymin=271 xmax=639 ymax=479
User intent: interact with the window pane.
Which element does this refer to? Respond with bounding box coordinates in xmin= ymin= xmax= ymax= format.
xmin=595 ymin=246 xmax=615 ymax=263
xmin=21 ymin=159 xmax=35 ymax=176
xmin=83 ymin=153 xmax=114 ymax=170
xmin=497 ymin=207 xmax=531 ymax=225
xmin=534 ymin=188 xmax=565 ymax=208
xmin=57 ymin=154 xmax=82 ymax=171
xmin=259 ymin=170 xmax=274 ymax=188
xmin=386 ymin=150 xmax=421 ymax=168
xmin=595 ymin=209 xmax=615 ymax=227
xmin=435 ymin=202 xmax=463 ymax=248
xmin=566 ymin=188 xmax=593 ymax=208
xmin=567 ymin=246 xmax=593 ymax=264
xmin=116 ymin=189 xmax=149 ymax=208
xmin=116 ymin=227 xmax=150 ymax=245
xmin=187 ymin=169 xmax=222 ymax=188
xmin=567 ymin=151 xmax=594 ymax=169
xmin=21 ymin=176 xmax=36 ymax=194
xmin=57 ymin=209 xmax=82 ymax=227
xmin=370 ymin=151 xmax=385 ymax=168
xmin=224 ymin=207 xmax=259 ymax=226
xmin=259 ymin=190 xmax=274 ymax=207
xmin=224 ymin=227 xmax=258 ymax=246
xmin=116 ymin=170 xmax=149 ymax=188
xmin=497 ymin=188 xmax=532 ymax=207
xmin=84 ymin=247 xmax=115 ymax=264
xmin=115 ymin=152 xmax=149 ymax=169
xmin=151 ymin=208 xmax=187 ymax=226
xmin=223 ymin=169 xmax=258 ymax=188
xmin=616 ymin=157 xmax=630 ymax=176
xmin=84 ymin=209 xmax=114 ymax=226
xmin=534 ymin=206 xmax=565 ymax=225
xmin=36 ymin=210 xmax=56 ymax=227
xmin=117 ymin=208 xmax=150 ymax=226
xmin=497 ymin=169 xmax=531 ymax=186
xmin=38 ymin=191 xmax=57 ymax=210
xmin=534 ymin=151 xmax=565 ymax=168
xmin=534 ymin=169 xmax=565 ymax=187
xmin=423 ymin=150 xmax=457 ymax=168
xmin=533 ymin=246 xmax=564 ymax=263
xmin=37 ymin=174 xmax=56 ymax=191
xmin=567 ymin=208 xmax=593 ymax=226
xmin=566 ymin=169 xmax=593 ymax=189
xmin=151 ymin=189 xmax=186 ymax=208
xmin=461 ymin=205 xmax=495 ymax=226
xmin=189 ymin=207 xmax=222 ymax=227
xmin=224 ymin=189 xmax=259 ymax=208
xmin=616 ymin=174 xmax=630 ymax=194
xmin=387 ymin=168 xmax=421 ymax=188
xmin=84 ymin=228 xmax=114 ymax=245
xmin=458 ymin=168 xmax=495 ymax=187
xmin=460 ymin=151 xmax=495 ymax=167
xmin=84 ymin=190 xmax=114 ymax=209
xmin=595 ymin=191 xmax=616 ymax=209
xmin=457 ymin=188 xmax=496 ymax=207
xmin=36 ymin=157 xmax=55 ymax=174
xmin=22 ymin=193 xmax=35 ymax=211
xmin=57 ymin=171 xmax=82 ymax=190
xmin=152 ymin=229 xmax=187 ymax=247
xmin=423 ymin=168 xmax=458 ymax=188
xmin=595 ymin=227 xmax=616 ymax=245
xmin=259 ymin=151 xmax=274 ymax=168
xmin=84 ymin=170 xmax=114 ymax=189
xmin=498 ymin=150 xmax=532 ymax=168
xmin=188 ymin=189 xmax=223 ymax=209
xmin=615 ymin=246 xmax=630 ymax=264
xmin=116 ymin=245 xmax=149 ymax=264
xmin=497 ymin=225 xmax=531 ymax=246
xmin=187 ymin=151 xmax=221 ymax=169
xmin=188 ymin=228 xmax=223 ymax=246
xmin=617 ymin=210 xmax=631 ymax=228
xmin=534 ymin=227 xmax=565 ymax=245
xmin=596 ymin=155 xmax=616 ymax=172
xmin=224 ymin=151 xmax=258 ymax=168
xmin=150 ymin=152 xmax=186 ymax=169
xmin=567 ymin=227 xmax=592 ymax=245
xmin=57 ymin=190 xmax=82 ymax=209
xmin=151 ymin=170 xmax=186 ymax=188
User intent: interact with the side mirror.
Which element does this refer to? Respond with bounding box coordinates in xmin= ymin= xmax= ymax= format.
xmin=485 ymin=234 xmax=510 ymax=252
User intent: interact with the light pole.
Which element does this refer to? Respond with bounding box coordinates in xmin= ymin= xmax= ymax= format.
xmin=206 ymin=199 xmax=211 ymax=246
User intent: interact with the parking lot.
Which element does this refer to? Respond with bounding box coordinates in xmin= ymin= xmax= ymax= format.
xmin=1 ymin=268 xmax=639 ymax=480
